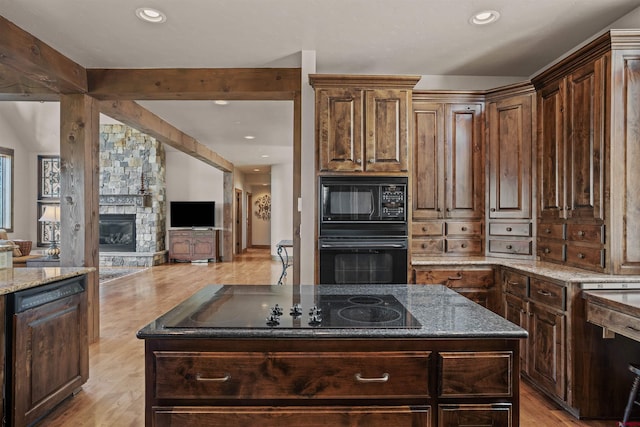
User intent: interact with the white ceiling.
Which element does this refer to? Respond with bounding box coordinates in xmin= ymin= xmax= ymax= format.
xmin=0 ymin=1 xmax=639 ymax=173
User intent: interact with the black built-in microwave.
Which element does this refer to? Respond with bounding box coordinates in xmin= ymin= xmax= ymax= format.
xmin=319 ymin=176 xmax=407 ymax=237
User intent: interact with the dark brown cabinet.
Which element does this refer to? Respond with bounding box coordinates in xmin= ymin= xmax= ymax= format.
xmin=533 ymin=30 xmax=640 ymax=274
xmin=501 ymin=269 xmax=567 ymax=408
xmin=8 ymin=276 xmax=89 ymax=427
xmin=169 ymin=229 xmax=219 ymax=263
xmin=412 ymin=96 xmax=484 ymax=256
xmin=413 ymin=267 xmax=498 ymax=313
xmin=485 ymin=85 xmax=535 ymax=259
xmin=309 ymin=75 xmax=419 ymax=173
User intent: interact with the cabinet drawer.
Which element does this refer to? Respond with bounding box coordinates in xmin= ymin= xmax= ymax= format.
xmin=529 ymin=279 xmax=565 ymax=311
xmin=566 ymin=223 xmax=604 ymax=244
xmin=153 ymin=405 xmax=431 ymax=427
xmin=445 ymin=238 xmax=482 ymax=254
xmin=537 ymin=240 xmax=565 ymax=262
xmin=412 ymin=222 xmax=444 ymax=236
xmin=488 ymin=223 xmax=531 ymax=237
xmin=170 ymin=230 xmax=191 ymax=238
xmin=566 ymin=244 xmax=605 ymax=270
xmin=586 ymin=302 xmax=640 ymax=342
xmin=488 ymin=239 xmax=532 ymax=255
xmin=154 ymin=352 xmax=431 ymax=399
xmin=446 ymin=221 xmax=482 ymax=236
xmin=439 ymin=352 xmax=513 ymax=397
xmin=438 ymin=404 xmax=512 ymax=426
xmin=538 ymin=223 xmax=565 ymax=240
xmin=412 ymin=238 xmax=444 ymax=255
xmin=414 ymin=268 xmax=494 ymax=289
xmin=502 ymin=271 xmax=529 ymax=299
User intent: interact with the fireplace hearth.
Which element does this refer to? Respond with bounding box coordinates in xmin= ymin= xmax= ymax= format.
xmin=99 ymin=214 xmax=136 ymax=252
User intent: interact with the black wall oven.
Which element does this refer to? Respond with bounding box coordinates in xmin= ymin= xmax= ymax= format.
xmin=318 ymin=176 xmax=408 ymax=285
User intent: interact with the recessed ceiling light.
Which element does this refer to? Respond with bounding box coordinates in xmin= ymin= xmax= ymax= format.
xmin=214 ymin=100 xmax=228 ymax=105
xmin=253 ymin=168 xmax=260 ymax=172
xmin=261 ymin=154 xmax=270 ymax=158
xmin=135 ymin=7 xmax=167 ymax=23
xmin=469 ymin=10 xmax=500 ymax=25
xmin=244 ymin=135 xmax=256 ymax=140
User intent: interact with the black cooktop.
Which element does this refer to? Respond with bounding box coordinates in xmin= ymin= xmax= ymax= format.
xmin=160 ymin=285 xmax=421 ymax=329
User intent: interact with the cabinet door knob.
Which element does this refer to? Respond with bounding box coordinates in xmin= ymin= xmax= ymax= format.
xmin=566 ymin=206 xmax=572 ymax=210
xmin=356 ymin=159 xmax=361 ymax=164
xmin=461 ymin=226 xmax=467 ymax=231
xmin=421 ymin=243 xmax=427 ymax=249
xmin=544 ymin=248 xmax=551 ymax=254
xmin=368 ymin=159 xmax=375 ymax=164
xmin=461 ymin=243 xmax=468 ymax=248
xmin=578 ymin=253 xmax=586 ymax=259
xmin=422 ymin=227 xmax=428 ymax=232
xmin=490 ymin=208 xmax=496 ymax=212
xmin=545 ymin=228 xmax=551 ymax=234
xmin=506 ymin=227 xmax=512 ymax=232
xmin=446 ymin=208 xmax=451 ymax=212
xmin=506 ymin=245 xmax=513 ymax=250
xmin=578 ymin=230 xmax=585 ymax=237
xmin=436 ymin=208 xmax=441 ymax=212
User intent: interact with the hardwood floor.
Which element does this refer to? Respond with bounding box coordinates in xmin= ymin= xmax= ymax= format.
xmin=39 ymin=248 xmax=618 ymax=426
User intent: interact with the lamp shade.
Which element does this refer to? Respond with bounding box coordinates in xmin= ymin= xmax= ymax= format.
xmin=39 ymin=205 xmax=60 ymax=223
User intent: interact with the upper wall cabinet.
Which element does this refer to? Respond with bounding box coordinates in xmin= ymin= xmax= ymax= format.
xmin=309 ymin=75 xmax=420 ymax=173
xmin=532 ymin=30 xmax=640 ymax=274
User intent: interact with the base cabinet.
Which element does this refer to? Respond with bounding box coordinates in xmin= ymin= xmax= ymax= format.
xmin=143 ymin=340 xmax=520 ymax=427
xmin=169 ymin=229 xmax=219 ymax=262
xmin=412 ymin=267 xmax=498 ymax=313
xmin=153 ymin=406 xmax=431 ymax=427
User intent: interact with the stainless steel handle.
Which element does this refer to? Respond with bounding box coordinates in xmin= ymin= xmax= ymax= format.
xmin=196 ymin=373 xmax=231 ymax=382
xmin=321 ymin=243 xmax=405 ymax=249
xmin=355 ymin=373 xmax=389 ymax=383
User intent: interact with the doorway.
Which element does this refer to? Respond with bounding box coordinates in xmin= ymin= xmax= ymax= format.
xmin=246 ymin=192 xmax=253 ymax=249
xmin=235 ymin=188 xmax=243 ymax=255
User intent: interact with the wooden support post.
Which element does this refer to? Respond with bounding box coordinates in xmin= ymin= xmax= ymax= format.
xmin=60 ymin=94 xmax=100 ymax=343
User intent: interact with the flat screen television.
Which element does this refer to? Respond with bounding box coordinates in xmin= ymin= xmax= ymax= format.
xmin=170 ymin=201 xmax=215 ymax=228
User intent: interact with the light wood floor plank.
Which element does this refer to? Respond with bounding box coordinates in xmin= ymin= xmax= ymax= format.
xmin=37 ymin=249 xmax=619 ymax=426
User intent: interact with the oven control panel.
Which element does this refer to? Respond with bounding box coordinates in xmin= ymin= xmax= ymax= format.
xmin=381 ymin=185 xmax=406 ymax=218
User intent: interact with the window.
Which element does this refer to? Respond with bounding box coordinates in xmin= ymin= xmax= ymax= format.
xmin=0 ymin=147 xmax=14 ymax=231
xmin=37 ymin=155 xmax=60 ymax=246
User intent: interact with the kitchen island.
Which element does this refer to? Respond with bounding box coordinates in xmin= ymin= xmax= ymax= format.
xmin=138 ymin=284 xmax=527 ymax=427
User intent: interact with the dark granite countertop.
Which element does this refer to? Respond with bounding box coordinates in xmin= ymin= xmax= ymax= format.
xmin=137 ymin=284 xmax=527 ymax=340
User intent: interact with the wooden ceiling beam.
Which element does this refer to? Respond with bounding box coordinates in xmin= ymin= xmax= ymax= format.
xmin=0 ymin=65 xmax=59 ymax=100
xmin=0 ymin=15 xmax=87 ymax=94
xmin=100 ymin=100 xmax=234 ymax=173
xmin=88 ymin=68 xmax=301 ymax=100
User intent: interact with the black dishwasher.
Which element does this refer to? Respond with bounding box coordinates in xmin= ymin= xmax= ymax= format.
xmin=5 ymin=275 xmax=89 ymax=427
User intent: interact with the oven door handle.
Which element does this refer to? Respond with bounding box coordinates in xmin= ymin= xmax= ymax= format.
xmin=320 ymin=242 xmax=406 ymax=249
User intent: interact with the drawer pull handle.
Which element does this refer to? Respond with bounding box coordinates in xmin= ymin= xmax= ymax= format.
xmin=506 ymin=245 xmax=513 ymax=250
xmin=544 ymin=248 xmax=551 ymax=254
xmin=448 ymin=274 xmax=463 ymax=280
xmin=422 ymin=227 xmax=428 ymax=232
xmin=196 ymin=373 xmax=231 ymax=382
xmin=422 ymin=243 xmax=427 ymax=249
xmin=355 ymin=373 xmax=390 ymax=383
xmin=537 ymin=289 xmax=552 ymax=297
xmin=461 ymin=243 xmax=468 ymax=248
xmin=545 ymin=228 xmax=551 ymax=234
xmin=578 ymin=230 xmax=585 ymax=237
xmin=461 ymin=226 xmax=468 ymax=231
xmin=507 ymin=281 xmax=522 ymax=287
xmin=506 ymin=227 xmax=512 ymax=232
xmin=578 ymin=253 xmax=586 ymax=259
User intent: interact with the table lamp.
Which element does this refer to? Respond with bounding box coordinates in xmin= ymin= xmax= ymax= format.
xmin=39 ymin=205 xmax=60 ymax=259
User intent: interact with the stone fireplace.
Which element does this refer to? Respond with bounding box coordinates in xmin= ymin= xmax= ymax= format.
xmin=99 ymin=124 xmax=167 ymax=267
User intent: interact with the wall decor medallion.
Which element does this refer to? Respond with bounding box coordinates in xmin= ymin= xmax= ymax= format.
xmin=255 ymin=194 xmax=271 ymax=221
